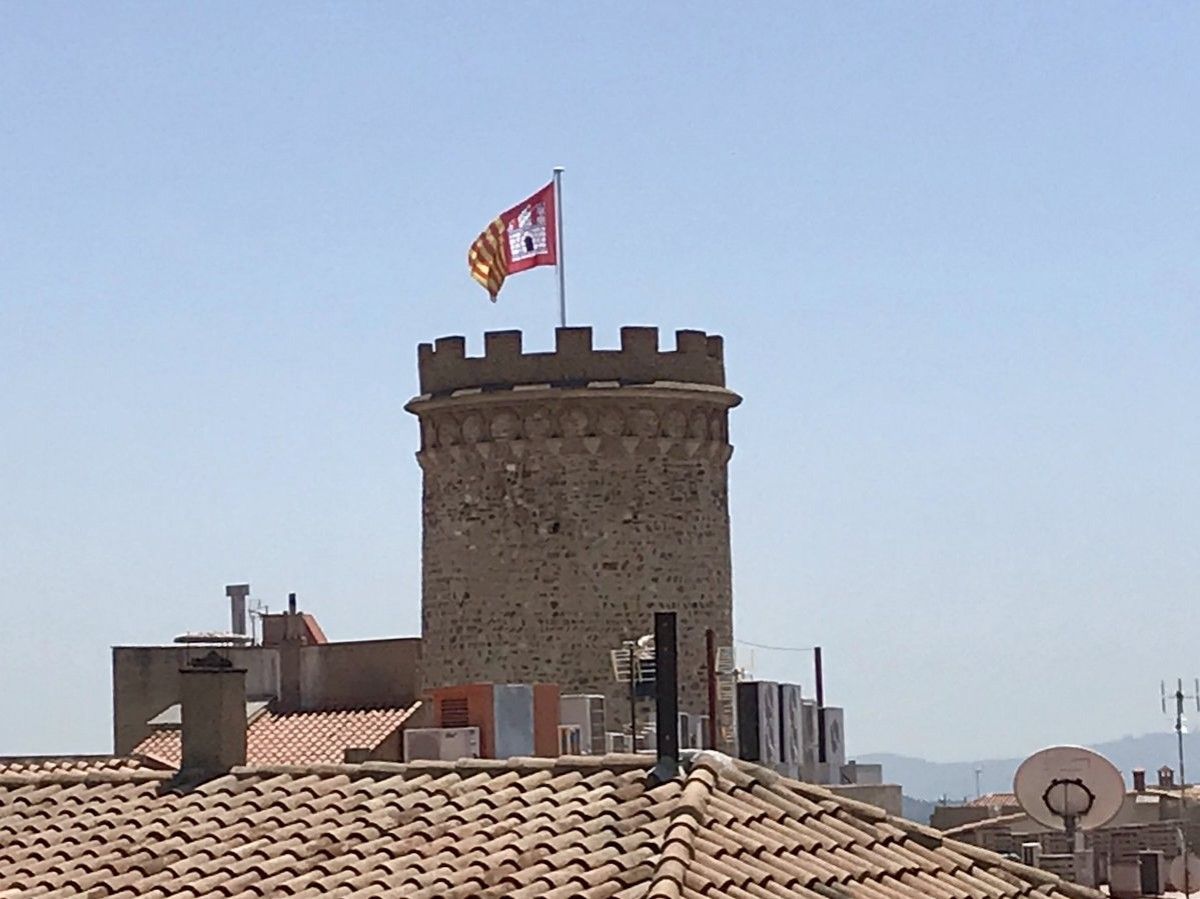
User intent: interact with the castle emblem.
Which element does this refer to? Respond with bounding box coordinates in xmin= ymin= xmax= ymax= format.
xmin=506 ymin=201 xmax=549 ymax=263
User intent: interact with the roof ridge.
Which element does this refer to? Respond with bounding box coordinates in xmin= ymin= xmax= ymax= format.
xmin=941 ymin=810 xmax=1029 ymax=836
xmin=644 ymin=760 xmax=718 ymax=899
xmin=264 ymin=702 xmax=419 ymax=717
xmin=223 ymin=753 xmax=656 ymax=779
xmin=0 ymin=753 xmax=117 ymax=762
xmin=0 ymin=768 xmax=171 ymax=786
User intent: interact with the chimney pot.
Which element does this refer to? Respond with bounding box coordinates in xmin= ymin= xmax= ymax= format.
xmin=180 ymin=651 xmax=247 ymax=776
xmin=1158 ymin=765 xmax=1175 ymax=789
xmin=1133 ymin=768 xmax=1146 ymax=792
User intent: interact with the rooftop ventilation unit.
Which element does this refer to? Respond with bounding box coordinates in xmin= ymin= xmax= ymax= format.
xmin=559 ymin=694 xmax=606 ymax=755
xmin=779 ymin=683 xmax=804 ymax=779
xmin=800 ymin=699 xmax=820 ymax=780
xmin=821 ymin=706 xmax=846 ymax=782
xmin=431 ymin=683 xmax=560 ymax=759
xmin=606 ymin=732 xmax=630 ymax=753
xmin=736 ymin=681 xmax=780 ymax=767
xmin=403 ymin=727 xmax=480 ymax=762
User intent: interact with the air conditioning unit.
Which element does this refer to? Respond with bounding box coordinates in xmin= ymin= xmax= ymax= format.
xmin=606 ymin=731 xmax=631 ymax=753
xmin=1139 ymin=851 xmax=1166 ymax=896
xmin=821 ymin=706 xmax=846 ymax=781
xmin=558 ymin=724 xmax=583 ymax=755
xmin=736 ymin=681 xmax=781 ymax=766
xmin=800 ymin=699 xmax=820 ymax=780
xmin=640 ymin=726 xmax=656 ymax=753
xmin=403 ymin=727 xmax=481 ymax=762
xmin=559 ymin=694 xmax=606 ymax=754
xmin=431 ymin=683 xmax=560 ymax=759
xmin=779 ymin=683 xmax=804 ymax=779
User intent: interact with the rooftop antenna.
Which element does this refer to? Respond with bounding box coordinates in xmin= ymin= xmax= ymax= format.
xmin=1013 ymin=745 xmax=1124 ymax=888
xmin=1161 ymin=678 xmax=1200 ymax=896
xmin=704 ymin=630 xmax=737 ymax=751
xmin=248 ymin=598 xmax=269 ymax=646
xmin=611 ymin=634 xmax=655 ymax=751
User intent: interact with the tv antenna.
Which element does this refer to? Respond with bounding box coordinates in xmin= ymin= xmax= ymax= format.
xmin=611 ymin=634 xmax=655 ymax=750
xmin=1161 ymin=678 xmax=1200 ymax=896
xmin=248 ymin=598 xmax=269 ymax=645
xmin=1013 ymin=745 xmax=1124 ymax=887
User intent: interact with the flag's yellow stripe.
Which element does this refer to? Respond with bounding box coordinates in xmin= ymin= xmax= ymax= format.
xmin=468 ymin=216 xmax=507 ymax=298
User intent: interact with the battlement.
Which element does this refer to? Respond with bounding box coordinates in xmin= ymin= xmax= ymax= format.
xmin=416 ymin=327 xmax=726 ymax=396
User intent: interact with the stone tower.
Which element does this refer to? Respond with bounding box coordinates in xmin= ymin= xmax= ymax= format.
xmin=406 ymin=326 xmax=740 ymax=736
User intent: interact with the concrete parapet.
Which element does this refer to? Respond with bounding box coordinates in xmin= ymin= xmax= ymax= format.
xmin=416 ymin=326 xmax=726 ymax=396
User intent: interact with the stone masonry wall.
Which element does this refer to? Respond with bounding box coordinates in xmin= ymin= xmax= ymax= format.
xmin=407 ymin=327 xmax=740 ymax=742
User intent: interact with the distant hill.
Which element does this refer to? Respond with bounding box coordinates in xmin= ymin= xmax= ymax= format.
xmin=901 ymin=795 xmax=937 ymax=824
xmin=860 ymin=731 xmax=1196 ymax=802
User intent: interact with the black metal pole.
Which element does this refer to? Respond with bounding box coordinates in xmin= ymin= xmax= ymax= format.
xmin=815 ymin=645 xmax=827 ymax=765
xmin=705 ymin=628 xmax=718 ymax=750
xmin=654 ymin=612 xmax=679 ymax=779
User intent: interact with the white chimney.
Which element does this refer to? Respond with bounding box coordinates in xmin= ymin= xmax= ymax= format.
xmin=225 ymin=584 xmax=250 ymax=636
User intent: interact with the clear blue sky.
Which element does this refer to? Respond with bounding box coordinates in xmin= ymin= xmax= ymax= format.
xmin=2 ymin=3 xmax=1197 ymax=761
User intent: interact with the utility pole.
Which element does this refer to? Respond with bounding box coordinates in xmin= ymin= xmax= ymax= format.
xmin=814 ymin=646 xmax=826 ymax=766
xmin=1163 ymin=678 xmax=1200 ymax=897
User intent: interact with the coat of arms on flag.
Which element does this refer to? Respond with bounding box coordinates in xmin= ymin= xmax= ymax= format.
xmin=468 ymin=182 xmax=557 ymax=300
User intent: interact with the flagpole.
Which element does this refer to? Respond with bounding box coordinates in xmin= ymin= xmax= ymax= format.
xmin=553 ymin=166 xmax=566 ymax=328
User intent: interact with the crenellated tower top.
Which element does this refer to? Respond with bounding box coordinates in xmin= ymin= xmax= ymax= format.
xmin=415 ymin=326 xmax=726 ymax=396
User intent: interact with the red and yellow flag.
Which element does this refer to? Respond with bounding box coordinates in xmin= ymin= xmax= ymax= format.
xmin=468 ymin=182 xmax=557 ymax=300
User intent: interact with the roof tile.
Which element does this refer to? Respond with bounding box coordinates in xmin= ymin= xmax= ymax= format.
xmin=0 ymin=752 xmax=1101 ymax=899
xmin=132 ymin=705 xmax=419 ymax=768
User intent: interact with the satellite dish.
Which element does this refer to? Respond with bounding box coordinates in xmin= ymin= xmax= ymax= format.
xmin=1013 ymin=745 xmax=1124 ymax=832
xmin=1168 ymin=852 xmax=1200 ymax=892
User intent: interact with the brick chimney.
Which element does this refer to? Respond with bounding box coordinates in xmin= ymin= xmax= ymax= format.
xmin=1158 ymin=765 xmax=1175 ymax=789
xmin=1133 ymin=768 xmax=1146 ymax=792
xmin=180 ymin=650 xmax=247 ymax=775
xmin=277 ymin=593 xmax=303 ymax=712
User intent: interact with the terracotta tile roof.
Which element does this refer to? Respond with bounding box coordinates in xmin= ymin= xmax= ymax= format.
xmin=132 ymin=704 xmax=419 ymax=767
xmin=0 ymin=751 xmax=1099 ymax=898
xmin=966 ymin=791 xmax=1019 ymax=808
xmin=0 ymin=755 xmax=162 ymax=775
